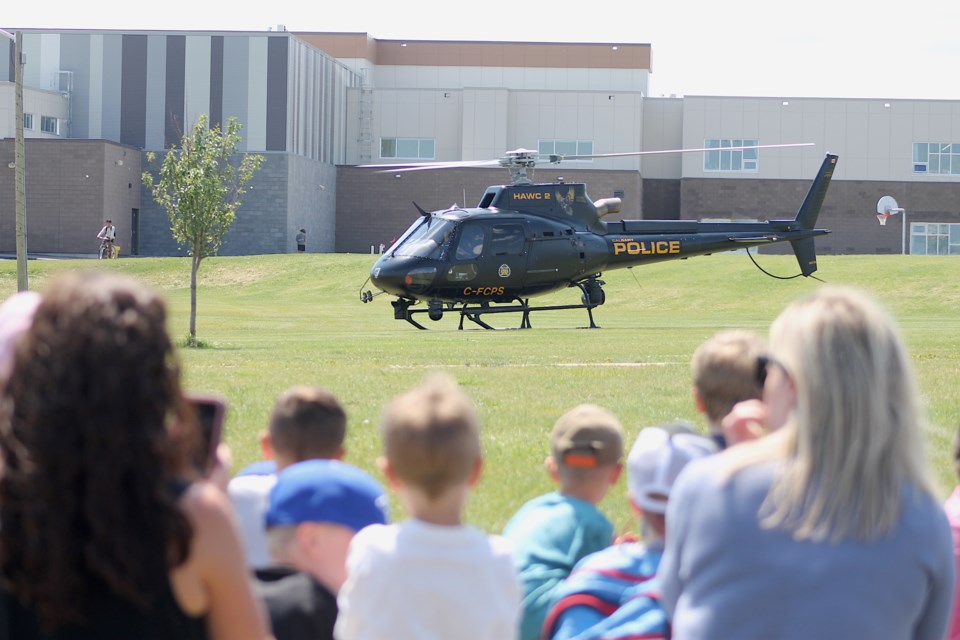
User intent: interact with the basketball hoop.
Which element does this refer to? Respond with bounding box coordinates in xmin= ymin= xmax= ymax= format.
xmin=877 ymin=213 xmax=890 ymax=226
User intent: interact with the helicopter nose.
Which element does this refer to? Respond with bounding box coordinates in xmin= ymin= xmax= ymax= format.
xmin=371 ymin=257 xmax=437 ymax=297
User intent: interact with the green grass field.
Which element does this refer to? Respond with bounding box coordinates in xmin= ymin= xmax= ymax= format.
xmin=2 ymin=252 xmax=958 ymax=534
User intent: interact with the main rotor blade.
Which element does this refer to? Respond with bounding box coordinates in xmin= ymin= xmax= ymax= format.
xmin=550 ymin=142 xmax=815 ymax=162
xmin=362 ymin=159 xmax=502 ymax=173
xmin=357 ymin=142 xmax=815 ymax=174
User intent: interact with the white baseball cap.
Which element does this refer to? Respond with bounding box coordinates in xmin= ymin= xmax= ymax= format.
xmin=627 ymin=421 xmax=718 ymax=514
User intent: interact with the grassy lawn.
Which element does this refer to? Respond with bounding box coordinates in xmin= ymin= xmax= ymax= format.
xmin=2 ymin=252 xmax=958 ymax=535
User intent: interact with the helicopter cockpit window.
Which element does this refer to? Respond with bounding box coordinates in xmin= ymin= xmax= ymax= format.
xmin=392 ymin=218 xmax=456 ymax=259
xmin=455 ymin=225 xmax=486 ymax=261
xmin=491 ymin=224 xmax=525 ymax=256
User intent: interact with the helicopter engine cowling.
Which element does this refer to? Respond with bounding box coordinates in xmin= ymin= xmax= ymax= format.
xmin=593 ymin=198 xmax=621 ymax=217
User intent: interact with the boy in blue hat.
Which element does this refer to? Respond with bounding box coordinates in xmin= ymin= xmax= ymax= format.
xmin=256 ymin=459 xmax=388 ymax=640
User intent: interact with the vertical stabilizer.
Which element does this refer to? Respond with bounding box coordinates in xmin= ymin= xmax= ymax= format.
xmin=788 ymin=154 xmax=837 ymax=276
xmin=794 ymin=154 xmax=838 ymax=229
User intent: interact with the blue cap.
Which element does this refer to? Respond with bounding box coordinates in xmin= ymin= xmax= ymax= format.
xmin=265 ymin=459 xmax=388 ymax=531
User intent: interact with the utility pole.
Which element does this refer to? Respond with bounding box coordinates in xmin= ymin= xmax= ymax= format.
xmin=2 ymin=29 xmax=28 ymax=291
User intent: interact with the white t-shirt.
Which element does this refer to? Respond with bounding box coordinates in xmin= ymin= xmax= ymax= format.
xmin=227 ymin=471 xmax=278 ymax=570
xmin=99 ymin=225 xmax=116 ymax=240
xmin=335 ymin=518 xmax=522 ymax=640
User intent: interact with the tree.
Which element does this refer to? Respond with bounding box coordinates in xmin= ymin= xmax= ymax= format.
xmin=143 ymin=115 xmax=263 ymax=346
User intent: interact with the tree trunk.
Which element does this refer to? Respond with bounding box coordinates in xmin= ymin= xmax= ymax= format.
xmin=189 ymin=253 xmax=200 ymax=346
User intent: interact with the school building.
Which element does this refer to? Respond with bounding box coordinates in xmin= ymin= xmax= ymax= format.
xmin=2 ymin=29 xmax=959 ymax=257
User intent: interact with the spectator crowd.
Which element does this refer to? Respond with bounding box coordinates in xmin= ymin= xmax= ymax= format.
xmin=0 ymin=272 xmax=956 ymax=640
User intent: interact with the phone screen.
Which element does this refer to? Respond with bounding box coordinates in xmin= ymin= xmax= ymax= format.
xmin=187 ymin=394 xmax=226 ymax=474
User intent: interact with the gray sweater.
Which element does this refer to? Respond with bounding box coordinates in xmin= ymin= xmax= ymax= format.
xmin=659 ymin=457 xmax=955 ymax=640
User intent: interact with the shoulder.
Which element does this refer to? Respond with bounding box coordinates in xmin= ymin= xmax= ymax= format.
xmin=256 ymin=566 xmax=336 ymax=603
xmin=347 ymin=523 xmax=397 ymax=558
xmin=227 ymin=472 xmax=277 ymax=498
xmin=485 ymin=531 xmax=518 ymax=560
xmin=234 ymin=460 xmax=278 ymax=477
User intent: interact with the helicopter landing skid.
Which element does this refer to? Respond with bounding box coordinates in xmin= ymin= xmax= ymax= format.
xmin=393 ymin=298 xmax=600 ymax=330
xmin=456 ymin=299 xmax=601 ymax=330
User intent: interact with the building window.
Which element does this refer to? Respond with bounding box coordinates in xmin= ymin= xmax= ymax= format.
xmin=704 ymin=139 xmax=759 ymax=172
xmin=380 ymin=138 xmax=435 ymax=160
xmin=40 ymin=116 xmax=59 ymax=135
xmin=910 ymin=222 xmax=960 ymax=255
xmin=22 ymin=113 xmax=33 ymax=130
xmin=538 ymin=140 xmax=593 ymax=160
xmin=912 ymin=143 xmax=960 ymax=175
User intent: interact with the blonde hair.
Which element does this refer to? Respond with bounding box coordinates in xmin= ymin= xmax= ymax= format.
xmin=725 ymin=286 xmax=936 ymax=542
xmin=380 ymin=374 xmax=481 ymax=500
xmin=691 ymin=329 xmax=768 ymax=423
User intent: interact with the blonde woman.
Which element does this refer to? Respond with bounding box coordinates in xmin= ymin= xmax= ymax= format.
xmin=658 ymin=286 xmax=954 ymax=639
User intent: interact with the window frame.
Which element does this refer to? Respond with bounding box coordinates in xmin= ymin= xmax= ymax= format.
xmin=380 ymin=137 xmax=436 ymax=160
xmin=909 ymin=221 xmax=960 ymax=255
xmin=538 ymin=139 xmax=593 ymax=162
xmin=704 ymin=139 xmax=759 ymax=173
xmin=912 ymin=142 xmax=960 ymax=175
xmin=40 ymin=115 xmax=59 ymax=135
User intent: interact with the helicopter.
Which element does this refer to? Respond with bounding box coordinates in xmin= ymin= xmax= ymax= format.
xmin=359 ymin=146 xmax=836 ymax=330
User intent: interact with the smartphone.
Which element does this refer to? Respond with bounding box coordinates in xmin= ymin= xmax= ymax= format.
xmin=186 ymin=393 xmax=226 ymax=475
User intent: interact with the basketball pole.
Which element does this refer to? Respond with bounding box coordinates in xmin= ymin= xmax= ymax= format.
xmin=900 ymin=209 xmax=907 ymax=255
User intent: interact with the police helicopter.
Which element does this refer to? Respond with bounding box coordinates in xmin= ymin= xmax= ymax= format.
xmin=359 ymin=145 xmax=837 ymax=330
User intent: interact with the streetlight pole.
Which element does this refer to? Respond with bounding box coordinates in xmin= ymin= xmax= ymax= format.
xmin=2 ymin=29 xmax=27 ymax=291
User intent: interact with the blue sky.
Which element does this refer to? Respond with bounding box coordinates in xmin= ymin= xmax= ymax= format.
xmin=5 ymin=0 xmax=959 ymax=100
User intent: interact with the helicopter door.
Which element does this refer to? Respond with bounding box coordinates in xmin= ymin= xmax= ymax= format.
xmin=445 ymin=221 xmax=527 ymax=295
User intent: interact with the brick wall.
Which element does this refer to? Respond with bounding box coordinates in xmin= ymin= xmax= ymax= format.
xmin=682 ymin=177 xmax=960 ymax=255
xmin=139 ymin=152 xmax=294 ymax=257
xmin=0 ymin=138 xmax=138 ymax=255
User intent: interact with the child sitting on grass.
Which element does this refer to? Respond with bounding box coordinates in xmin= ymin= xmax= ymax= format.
xmin=335 ymin=374 xmax=521 ymax=640
xmin=503 ymin=403 xmax=625 ymax=640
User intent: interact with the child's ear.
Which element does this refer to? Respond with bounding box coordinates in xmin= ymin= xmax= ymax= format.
xmin=609 ymin=462 xmax=624 ymax=485
xmin=467 ymin=456 xmax=484 ymax=488
xmin=545 ymin=456 xmax=561 ymax=483
xmin=694 ymin=389 xmax=706 ymax=415
xmin=377 ymin=456 xmax=402 ymax=488
xmin=258 ymin=431 xmax=274 ymax=460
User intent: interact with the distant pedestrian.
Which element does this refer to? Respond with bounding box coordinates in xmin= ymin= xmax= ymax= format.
xmin=296 ymin=229 xmax=306 ymax=253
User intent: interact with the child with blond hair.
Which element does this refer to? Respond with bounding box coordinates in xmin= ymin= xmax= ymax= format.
xmin=335 ymin=374 xmax=521 ymax=640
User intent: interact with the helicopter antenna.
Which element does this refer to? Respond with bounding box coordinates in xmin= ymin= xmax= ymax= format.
xmin=745 ymin=247 xmax=823 ymax=282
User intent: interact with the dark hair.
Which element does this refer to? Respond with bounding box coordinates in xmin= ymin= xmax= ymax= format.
xmin=269 ymin=386 xmax=347 ymax=460
xmin=0 ymin=271 xmax=194 ymax=631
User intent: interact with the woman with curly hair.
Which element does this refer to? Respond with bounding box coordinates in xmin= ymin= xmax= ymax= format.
xmin=0 ymin=271 xmax=271 ymax=640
